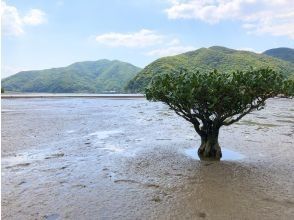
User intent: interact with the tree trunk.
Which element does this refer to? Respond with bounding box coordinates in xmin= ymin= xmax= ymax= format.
xmin=197 ymin=131 xmax=222 ymax=160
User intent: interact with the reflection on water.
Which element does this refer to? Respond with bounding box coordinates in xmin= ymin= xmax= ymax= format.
xmin=184 ymin=147 xmax=245 ymax=161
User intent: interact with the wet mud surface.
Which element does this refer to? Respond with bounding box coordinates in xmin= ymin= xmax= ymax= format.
xmin=2 ymin=98 xmax=294 ymax=219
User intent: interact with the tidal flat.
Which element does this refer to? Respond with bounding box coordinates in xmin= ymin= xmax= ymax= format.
xmin=1 ymin=97 xmax=294 ymax=219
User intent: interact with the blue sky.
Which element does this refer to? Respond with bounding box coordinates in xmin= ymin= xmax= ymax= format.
xmin=2 ymin=0 xmax=294 ymax=78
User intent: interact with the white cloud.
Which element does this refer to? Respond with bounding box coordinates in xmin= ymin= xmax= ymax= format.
xmin=242 ymin=8 xmax=294 ymax=39
xmin=165 ymin=0 xmax=294 ymax=39
xmin=167 ymin=38 xmax=181 ymax=46
xmin=1 ymin=1 xmax=24 ymax=36
xmin=146 ymin=45 xmax=196 ymax=57
xmin=95 ymin=29 xmax=164 ymax=48
xmin=146 ymin=37 xmax=196 ymax=57
xmin=94 ymin=29 xmax=196 ymax=57
xmin=1 ymin=1 xmax=46 ymax=36
xmin=23 ymin=9 xmax=46 ymax=25
xmin=165 ymin=0 xmax=246 ymax=24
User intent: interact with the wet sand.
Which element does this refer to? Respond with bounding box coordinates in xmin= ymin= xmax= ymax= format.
xmin=1 ymin=97 xmax=294 ymax=219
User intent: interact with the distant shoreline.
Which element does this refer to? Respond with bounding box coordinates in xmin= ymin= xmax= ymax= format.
xmin=1 ymin=93 xmax=145 ymax=99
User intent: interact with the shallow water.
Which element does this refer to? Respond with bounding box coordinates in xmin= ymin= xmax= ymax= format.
xmin=184 ymin=147 xmax=245 ymax=161
xmin=1 ymin=97 xmax=294 ymax=219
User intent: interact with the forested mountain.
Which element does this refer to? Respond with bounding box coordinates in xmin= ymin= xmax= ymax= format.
xmin=263 ymin=47 xmax=294 ymax=63
xmin=127 ymin=46 xmax=294 ymax=92
xmin=2 ymin=59 xmax=141 ymax=93
xmin=2 ymin=47 xmax=293 ymax=94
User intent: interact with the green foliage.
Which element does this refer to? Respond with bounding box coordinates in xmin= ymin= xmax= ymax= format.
xmin=263 ymin=47 xmax=294 ymax=63
xmin=146 ymin=68 xmax=293 ymax=129
xmin=1 ymin=60 xmax=141 ymax=93
xmin=1 ymin=87 xmax=4 ymax=93
xmin=128 ymin=46 xmax=294 ymax=92
xmin=283 ymin=79 xmax=294 ymax=97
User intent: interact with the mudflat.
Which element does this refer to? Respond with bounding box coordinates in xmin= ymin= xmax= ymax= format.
xmin=1 ymin=97 xmax=294 ymax=219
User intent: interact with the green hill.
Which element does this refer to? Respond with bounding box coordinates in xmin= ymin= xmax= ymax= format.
xmin=2 ymin=59 xmax=141 ymax=93
xmin=127 ymin=46 xmax=294 ymax=92
xmin=263 ymin=47 xmax=294 ymax=63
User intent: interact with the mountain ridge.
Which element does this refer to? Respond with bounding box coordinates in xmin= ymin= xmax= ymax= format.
xmin=127 ymin=46 xmax=294 ymax=92
xmin=2 ymin=46 xmax=294 ymax=93
xmin=262 ymin=47 xmax=294 ymax=63
xmin=2 ymin=59 xmax=141 ymax=93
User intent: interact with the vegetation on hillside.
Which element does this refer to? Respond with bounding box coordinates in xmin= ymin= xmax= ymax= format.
xmin=2 ymin=46 xmax=294 ymax=94
xmin=127 ymin=46 xmax=294 ymax=92
xmin=1 ymin=60 xmax=141 ymax=93
xmin=263 ymin=47 xmax=294 ymax=63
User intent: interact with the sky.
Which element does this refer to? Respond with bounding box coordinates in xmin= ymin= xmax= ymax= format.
xmin=1 ymin=0 xmax=294 ymax=78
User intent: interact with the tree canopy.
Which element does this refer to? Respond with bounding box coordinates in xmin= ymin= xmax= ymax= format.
xmin=146 ymin=68 xmax=293 ymax=159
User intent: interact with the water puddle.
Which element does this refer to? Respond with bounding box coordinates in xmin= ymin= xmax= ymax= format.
xmin=184 ymin=147 xmax=245 ymax=161
xmin=2 ymin=148 xmax=65 ymax=171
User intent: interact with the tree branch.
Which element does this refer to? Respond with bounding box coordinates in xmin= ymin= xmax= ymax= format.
xmin=222 ymin=101 xmax=264 ymax=126
xmin=167 ymin=102 xmax=203 ymax=136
